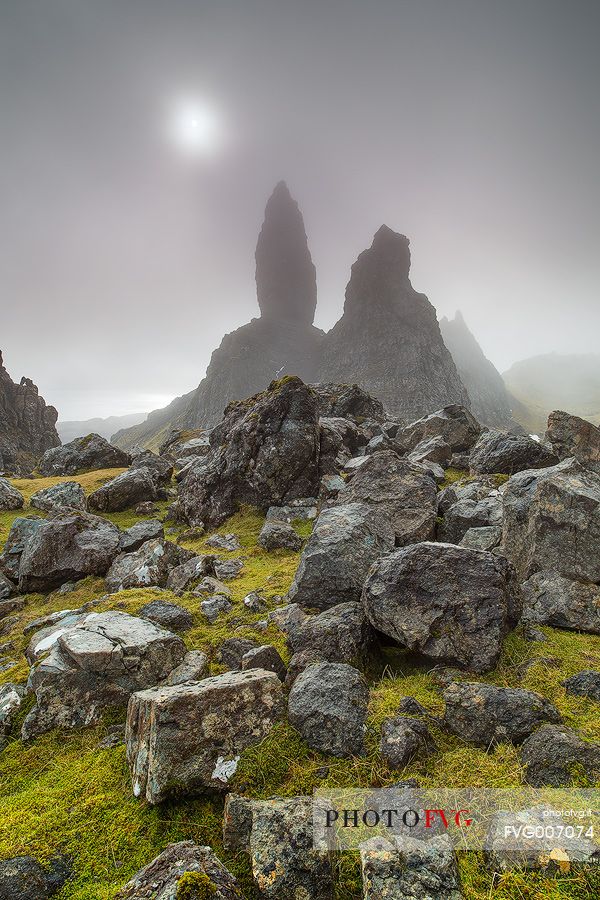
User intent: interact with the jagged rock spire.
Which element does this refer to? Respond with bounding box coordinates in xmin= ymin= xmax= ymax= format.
xmin=255 ymin=181 xmax=317 ymax=324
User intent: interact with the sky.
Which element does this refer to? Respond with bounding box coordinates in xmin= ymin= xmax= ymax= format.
xmin=1 ymin=0 xmax=599 ymax=421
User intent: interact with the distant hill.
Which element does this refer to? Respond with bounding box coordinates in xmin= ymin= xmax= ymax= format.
xmin=503 ymin=353 xmax=600 ymax=435
xmin=57 ymin=412 xmax=147 ymax=445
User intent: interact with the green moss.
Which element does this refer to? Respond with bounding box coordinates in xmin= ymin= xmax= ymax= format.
xmin=176 ymin=872 xmax=217 ymax=899
xmin=440 ymin=467 xmax=468 ymax=487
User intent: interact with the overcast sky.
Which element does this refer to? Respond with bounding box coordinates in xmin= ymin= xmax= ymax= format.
xmin=1 ymin=0 xmax=599 ymax=420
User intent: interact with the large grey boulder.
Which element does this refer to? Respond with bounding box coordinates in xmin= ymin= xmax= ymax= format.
xmin=545 ymin=410 xmax=600 ymax=471
xmin=0 ymin=682 xmax=26 ymax=750
xmin=116 ymin=841 xmax=240 ymax=900
xmin=22 ymin=611 xmax=186 ymax=740
xmin=138 ymin=599 xmax=193 ymax=632
xmin=118 ymin=518 xmax=164 ymax=553
xmin=335 ymin=451 xmax=438 ymax=545
xmin=129 ymin=449 xmax=173 ymax=486
xmin=18 ymin=512 xmax=121 ymax=592
xmin=88 ymin=467 xmax=159 ymax=513
xmin=502 ymin=458 xmax=600 ymax=582
xmin=288 ymin=502 xmax=394 ymax=611
xmin=438 ymin=495 xmax=502 ymax=544
xmin=362 ymin=542 xmax=519 ymax=673
xmin=105 ymin=539 xmax=190 ymax=593
xmin=286 ymin=602 xmax=375 ymax=665
xmin=179 ymin=376 xmax=321 ymax=527
xmin=520 ymin=724 xmax=600 ymax=786
xmin=443 ymin=682 xmax=560 ymax=745
xmin=469 ymin=430 xmax=558 ymax=475
xmin=408 ymin=435 xmax=452 ymax=468
xmin=287 ymin=661 xmax=369 ymax=757
xmin=30 ymin=480 xmax=86 ymax=512
xmin=258 ymin=521 xmax=302 ymax=551
xmin=399 ymin=405 xmax=481 ymax=453
xmin=126 ymin=668 xmax=284 ymax=803
xmin=38 ymin=433 xmax=130 ymax=476
xmin=0 ymin=478 xmax=24 ymax=511
xmin=360 ymin=834 xmax=462 ymax=900
xmin=0 ymin=516 xmax=44 ymax=581
xmin=521 ymin=571 xmax=600 ymax=634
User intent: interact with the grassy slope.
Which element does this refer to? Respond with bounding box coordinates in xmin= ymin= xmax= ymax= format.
xmin=0 ymin=473 xmax=598 ymax=898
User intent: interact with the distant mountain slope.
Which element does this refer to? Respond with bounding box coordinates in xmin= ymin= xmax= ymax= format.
xmin=111 ymin=392 xmax=195 ymax=452
xmin=503 ymin=353 xmax=600 ymax=435
xmin=57 ymin=412 xmax=148 ymax=445
xmin=440 ymin=311 xmax=520 ymax=431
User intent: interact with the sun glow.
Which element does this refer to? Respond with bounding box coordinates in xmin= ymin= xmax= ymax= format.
xmin=167 ymin=97 xmax=223 ymax=157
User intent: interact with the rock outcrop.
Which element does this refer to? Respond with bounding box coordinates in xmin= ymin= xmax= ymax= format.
xmin=318 ymin=226 xmax=470 ymax=420
xmin=38 ymin=433 xmax=130 ymax=476
xmin=0 ymin=351 xmax=59 ymax=475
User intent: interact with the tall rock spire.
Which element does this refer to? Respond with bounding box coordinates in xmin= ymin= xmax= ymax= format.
xmin=255 ymin=181 xmax=317 ymax=324
xmin=318 ymin=225 xmax=470 ymax=421
xmin=0 ymin=350 xmax=60 ymax=473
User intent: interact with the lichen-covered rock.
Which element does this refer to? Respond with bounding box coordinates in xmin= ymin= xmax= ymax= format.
xmin=116 ymin=841 xmax=241 ymax=899
xmin=545 ymin=410 xmax=600 ymax=471
xmin=443 ymin=682 xmax=560 ymax=746
xmin=179 ymin=377 xmax=321 ymax=528
xmin=0 ymin=855 xmax=69 ymax=900
xmin=129 ymin=450 xmax=173 ymax=486
xmin=0 ymin=478 xmax=24 ymax=511
xmin=459 ymin=525 xmax=502 ymax=551
xmin=105 ymin=540 xmax=189 ymax=593
xmin=287 ymin=662 xmax=369 ymax=757
xmin=18 ymin=511 xmax=120 ymax=593
xmin=399 ymin=404 xmax=481 ymax=454
xmin=469 ymin=430 xmax=558 ymax=475
xmin=286 ymin=602 xmax=375 ymax=665
xmin=362 ymin=542 xmax=519 ymax=673
xmin=22 ymin=611 xmax=186 ymax=740
xmin=520 ymin=725 xmax=600 ymax=787
xmin=126 ymin=669 xmax=284 ymax=802
xmin=213 ymin=557 xmax=244 ymax=581
xmin=502 ymin=458 xmax=600 ymax=582
xmin=521 ymin=571 xmax=600 ymax=634
xmin=88 ymin=467 xmax=159 ymax=513
xmin=38 ymin=433 xmax=130 ymax=476
xmin=119 ymin=519 xmax=164 ymax=553
xmin=438 ymin=495 xmax=502 ymax=544
xmin=205 ymin=533 xmax=241 ymax=551
xmin=258 ymin=521 xmax=302 ymax=551
xmin=162 ymin=650 xmax=209 ymax=686
xmin=200 ymin=595 xmax=233 ymax=623
xmin=138 ymin=599 xmax=194 ymax=632
xmin=335 ymin=451 xmax=438 ymax=546
xmin=30 ymin=480 xmax=86 ymax=512
xmin=165 ymin=554 xmax=215 ymax=594
xmin=360 ymin=834 xmax=462 ymax=900
xmin=380 ymin=716 xmax=437 ymax=768
xmin=0 ymin=682 xmax=26 ymax=750
xmin=0 ymin=516 xmax=44 ymax=582
xmin=562 ymin=670 xmax=600 ymax=701
xmin=288 ymin=502 xmax=394 ymax=611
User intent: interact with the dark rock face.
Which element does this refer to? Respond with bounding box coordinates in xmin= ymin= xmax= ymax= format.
xmin=545 ymin=409 xmax=600 ymax=471
xmin=38 ymin=433 xmax=130 ymax=476
xmin=0 ymin=351 xmax=60 ymax=475
xmin=360 ymin=834 xmax=462 ymax=900
xmin=286 ymin=602 xmax=375 ymax=665
xmin=502 ymin=458 xmax=600 ymax=582
xmin=520 ymin=724 xmax=600 ymax=786
xmin=116 ymin=841 xmax=241 ymax=900
xmin=469 ymin=430 xmax=558 ymax=475
xmin=362 ymin=542 xmax=519 ymax=673
xmin=521 ymin=572 xmax=600 ymax=634
xmin=88 ymin=467 xmax=159 ymax=513
xmin=179 ymin=377 xmax=321 ymax=527
xmin=319 ymin=227 xmax=470 ymax=421
xmin=563 ymin=670 xmax=600 ymax=701
xmin=443 ymin=682 xmax=560 ymax=745
xmin=380 ymin=716 xmax=437 ymax=768
xmin=440 ymin=311 xmax=519 ymax=430
xmin=0 ymin=855 xmax=69 ymax=900
xmin=287 ymin=661 xmax=369 ymax=757
xmin=399 ymin=404 xmax=481 ymax=453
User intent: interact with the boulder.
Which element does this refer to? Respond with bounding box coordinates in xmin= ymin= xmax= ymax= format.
xmin=179 ymin=377 xmax=321 ymax=527
xmin=438 ymin=495 xmax=502 ymax=544
xmin=399 ymin=405 xmax=481 ymax=453
xmin=129 ymin=450 xmax=173 ymax=486
xmin=205 ymin=532 xmax=241 ymax=551
xmin=545 ymin=410 xmax=600 ymax=471
xmin=311 ymin=382 xmax=385 ymax=423
xmin=165 ymin=554 xmax=216 ymax=594
xmin=126 ymin=669 xmax=284 ymax=802
xmin=118 ymin=519 xmax=164 ymax=553
xmin=29 ymin=480 xmax=86 ymax=512
xmin=502 ymin=458 xmax=600 ymax=582
xmin=163 ymin=650 xmax=209 ymax=685
xmin=0 ymin=478 xmax=24 ymax=511
xmin=484 ymin=806 xmax=600 ymax=872
xmin=18 ymin=512 xmax=120 ymax=592
xmin=562 ymin=670 xmax=600 ymax=702
xmin=258 ymin=521 xmax=302 ymax=551
xmin=380 ymin=716 xmax=437 ymax=768
xmin=287 ymin=662 xmax=369 ymax=757
xmin=88 ymin=467 xmax=159 ymax=513
xmin=200 ymin=595 xmax=233 ymax=623
xmin=217 ymin=637 xmax=259 ymax=670
xmin=443 ymin=682 xmax=560 ymax=745
xmin=520 ymin=724 xmax=600 ymax=786
xmin=335 ymin=451 xmax=438 ymax=545
xmin=0 ymin=516 xmax=44 ymax=582
xmin=22 ymin=611 xmax=186 ymax=740
xmin=213 ymin=558 xmax=243 ymax=580
xmin=459 ymin=525 xmax=502 ymax=551
xmin=408 ymin=435 xmax=452 ymax=468
xmin=0 ymin=682 xmax=26 ymax=750
xmin=265 ymin=499 xmax=318 ymax=523
xmin=139 ymin=599 xmax=194 ymax=632
xmin=115 ymin=841 xmax=240 ymax=900
xmin=288 ymin=502 xmax=394 ymax=611
xmin=286 ymin=602 xmax=374 ymax=665
xmin=360 ymin=834 xmax=462 ymax=900
xmin=521 ymin=572 xmax=600 ymax=634
xmin=38 ymin=433 xmax=130 ymax=476
xmin=285 ymin=650 xmax=327 ymax=687
xmin=362 ymin=542 xmax=519 ymax=673
xmin=105 ymin=539 xmax=186 ymax=592
xmin=0 ymin=856 xmax=69 ymax=900
xmin=0 ymin=574 xmax=15 ymax=601
xmin=469 ymin=430 xmax=558 ymax=475
xmin=241 ymin=644 xmax=287 ymax=680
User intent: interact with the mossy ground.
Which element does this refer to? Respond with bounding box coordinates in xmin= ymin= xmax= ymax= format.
xmin=0 ymin=475 xmax=598 ymax=898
